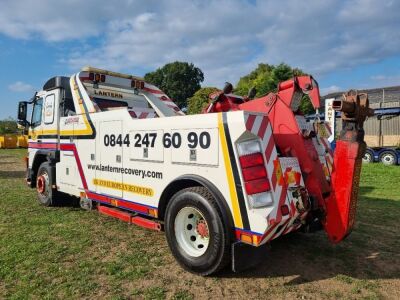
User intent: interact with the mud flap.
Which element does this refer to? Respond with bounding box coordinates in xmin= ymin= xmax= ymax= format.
xmin=231 ymin=241 xmax=270 ymax=272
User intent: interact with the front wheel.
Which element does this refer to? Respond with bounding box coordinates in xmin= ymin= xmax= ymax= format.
xmin=165 ymin=187 xmax=231 ymax=275
xmin=36 ymin=162 xmax=59 ymax=206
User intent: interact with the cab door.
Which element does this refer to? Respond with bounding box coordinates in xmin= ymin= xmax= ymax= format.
xmin=41 ymin=90 xmax=59 ymax=138
xmin=29 ymin=95 xmax=44 ymax=141
xmin=96 ymin=121 xmax=123 ymax=198
xmin=28 ymin=96 xmax=44 ymax=164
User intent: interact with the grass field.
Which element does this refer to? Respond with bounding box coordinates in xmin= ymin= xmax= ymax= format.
xmin=0 ymin=149 xmax=399 ymax=299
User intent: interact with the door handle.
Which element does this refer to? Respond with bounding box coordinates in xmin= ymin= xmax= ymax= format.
xmin=37 ymin=140 xmax=42 ymax=143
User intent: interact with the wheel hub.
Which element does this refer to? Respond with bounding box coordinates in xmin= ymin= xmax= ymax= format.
xmin=196 ymin=219 xmax=209 ymax=238
xmin=37 ymin=175 xmax=46 ymax=194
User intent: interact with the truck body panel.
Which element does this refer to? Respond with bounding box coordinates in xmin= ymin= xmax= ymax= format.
xmin=25 ymin=70 xmax=309 ymax=248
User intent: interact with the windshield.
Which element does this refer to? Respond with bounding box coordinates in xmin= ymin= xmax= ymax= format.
xmin=31 ymin=98 xmax=43 ymax=127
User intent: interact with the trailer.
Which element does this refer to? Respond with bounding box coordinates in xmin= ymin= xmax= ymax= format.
xmin=363 ymin=105 xmax=400 ymax=165
xmin=323 ymin=100 xmax=400 ymax=165
xmin=17 ymin=68 xmax=371 ymax=275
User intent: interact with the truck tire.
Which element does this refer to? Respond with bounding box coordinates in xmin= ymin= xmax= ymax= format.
xmin=380 ymin=151 xmax=397 ymax=166
xmin=362 ymin=149 xmax=374 ymax=164
xmin=36 ymin=162 xmax=59 ymax=206
xmin=164 ymin=187 xmax=231 ymax=275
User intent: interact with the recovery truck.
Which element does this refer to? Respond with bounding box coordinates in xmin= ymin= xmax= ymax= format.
xmin=17 ymin=68 xmax=371 ymax=275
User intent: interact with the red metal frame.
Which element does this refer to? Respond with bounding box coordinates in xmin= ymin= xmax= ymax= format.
xmin=204 ymin=75 xmax=370 ymax=243
xmin=98 ymin=205 xmax=162 ymax=231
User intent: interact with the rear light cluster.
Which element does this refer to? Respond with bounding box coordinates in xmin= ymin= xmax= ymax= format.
xmin=89 ymin=72 xmax=106 ymax=83
xmin=237 ymin=140 xmax=273 ymax=209
xmin=131 ymin=79 xmax=145 ymax=89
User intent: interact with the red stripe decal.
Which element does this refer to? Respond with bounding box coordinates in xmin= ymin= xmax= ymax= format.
xmin=143 ymin=87 xmax=163 ymax=94
xmin=260 ymin=222 xmax=278 ymax=241
xmin=257 ymin=117 xmax=269 ymax=139
xmin=271 ymin=218 xmax=291 ymax=239
xmin=60 ymin=143 xmax=88 ymax=189
xmin=275 ymin=185 xmax=288 ymax=223
xmin=86 ymin=192 xmax=149 ymax=214
xmin=264 ymin=135 xmax=275 ymax=163
xmin=60 ymin=143 xmax=156 ymax=215
xmin=246 ymin=115 xmax=256 ymax=131
xmin=271 ymin=161 xmax=278 ymax=190
xmin=28 ymin=142 xmax=57 ymax=149
xmin=289 ymin=201 xmax=296 ymax=217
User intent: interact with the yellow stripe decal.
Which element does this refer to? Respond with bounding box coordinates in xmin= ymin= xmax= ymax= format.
xmin=217 ymin=113 xmax=243 ymax=228
xmin=30 ymin=76 xmax=93 ymax=137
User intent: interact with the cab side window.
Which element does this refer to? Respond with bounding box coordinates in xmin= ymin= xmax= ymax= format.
xmin=31 ymin=98 xmax=43 ymax=127
xmin=61 ymin=97 xmax=76 ymax=117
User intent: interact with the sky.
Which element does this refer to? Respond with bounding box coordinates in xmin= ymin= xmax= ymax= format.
xmin=1 ymin=0 xmax=400 ymax=119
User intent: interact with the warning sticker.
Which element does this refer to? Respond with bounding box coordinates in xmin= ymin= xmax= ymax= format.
xmin=93 ymin=178 xmax=154 ymax=197
xmin=279 ymin=157 xmax=304 ymax=187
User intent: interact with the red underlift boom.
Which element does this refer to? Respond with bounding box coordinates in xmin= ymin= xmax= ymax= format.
xmin=204 ymin=76 xmax=373 ymax=243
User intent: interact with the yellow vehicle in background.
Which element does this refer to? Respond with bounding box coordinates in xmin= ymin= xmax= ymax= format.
xmin=0 ymin=135 xmax=28 ymax=148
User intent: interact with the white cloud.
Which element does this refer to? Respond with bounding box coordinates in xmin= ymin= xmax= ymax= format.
xmin=0 ymin=0 xmax=399 ymax=86
xmin=8 ymin=81 xmax=34 ymax=92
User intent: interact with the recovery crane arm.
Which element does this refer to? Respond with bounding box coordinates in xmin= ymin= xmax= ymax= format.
xmin=204 ymin=75 xmax=373 ymax=243
xmin=326 ymin=91 xmax=374 ymax=242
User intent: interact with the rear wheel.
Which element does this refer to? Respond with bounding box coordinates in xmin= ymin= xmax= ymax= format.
xmin=362 ymin=150 xmax=373 ymax=164
xmin=380 ymin=151 xmax=397 ymax=166
xmin=165 ymin=187 xmax=231 ymax=275
xmin=36 ymin=162 xmax=58 ymax=206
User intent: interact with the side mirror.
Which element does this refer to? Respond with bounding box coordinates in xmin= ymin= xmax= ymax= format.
xmin=17 ymin=101 xmax=29 ymax=127
xmin=18 ymin=101 xmax=27 ymax=120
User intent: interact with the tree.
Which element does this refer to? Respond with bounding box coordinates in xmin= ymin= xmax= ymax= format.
xmin=235 ymin=63 xmax=315 ymax=114
xmin=144 ymin=61 xmax=204 ymax=108
xmin=0 ymin=118 xmax=18 ymax=134
xmin=187 ymin=87 xmax=219 ymax=115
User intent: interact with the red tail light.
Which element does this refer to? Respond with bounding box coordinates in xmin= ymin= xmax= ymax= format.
xmin=238 ymin=142 xmax=270 ymax=195
xmin=242 ymin=165 xmax=267 ymax=181
xmin=245 ymin=178 xmax=270 ymax=194
xmin=239 ymin=153 xmax=264 ymax=168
